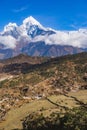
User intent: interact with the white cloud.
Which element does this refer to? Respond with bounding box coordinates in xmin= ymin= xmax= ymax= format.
xmin=13 ymin=6 xmax=28 ymax=13
xmin=0 ymin=36 xmax=17 ymax=49
xmin=32 ymin=29 xmax=87 ymax=48
xmin=70 ymin=24 xmax=78 ymax=30
xmin=0 ymin=19 xmax=87 ymax=49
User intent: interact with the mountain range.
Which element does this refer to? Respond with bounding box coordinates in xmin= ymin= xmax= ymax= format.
xmin=0 ymin=16 xmax=87 ymax=59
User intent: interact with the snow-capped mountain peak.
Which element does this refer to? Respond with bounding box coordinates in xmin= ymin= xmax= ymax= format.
xmin=1 ymin=22 xmax=20 ymax=39
xmin=20 ymin=16 xmax=52 ymax=38
xmin=3 ymin=22 xmax=18 ymax=32
xmin=0 ymin=15 xmax=87 ymax=53
xmin=23 ymin=16 xmax=43 ymax=28
xmin=0 ymin=16 xmax=55 ymax=40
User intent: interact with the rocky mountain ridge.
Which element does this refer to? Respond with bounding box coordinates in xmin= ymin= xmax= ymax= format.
xmin=0 ymin=16 xmax=87 ymax=59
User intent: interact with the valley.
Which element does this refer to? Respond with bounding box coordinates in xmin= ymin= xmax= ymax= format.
xmin=0 ymin=52 xmax=87 ymax=130
xmin=0 ymin=0 xmax=87 ymax=129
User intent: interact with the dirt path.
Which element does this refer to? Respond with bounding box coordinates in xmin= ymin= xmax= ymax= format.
xmin=0 ymin=75 xmax=13 ymax=82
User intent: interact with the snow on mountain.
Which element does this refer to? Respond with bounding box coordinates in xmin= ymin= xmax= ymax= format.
xmin=1 ymin=23 xmax=19 ymax=39
xmin=20 ymin=16 xmax=55 ymax=38
xmin=23 ymin=16 xmax=45 ymax=29
xmin=3 ymin=23 xmax=18 ymax=32
xmin=0 ymin=16 xmax=87 ymax=51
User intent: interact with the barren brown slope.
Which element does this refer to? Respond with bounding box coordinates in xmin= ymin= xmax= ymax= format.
xmin=0 ymin=53 xmax=48 ymax=65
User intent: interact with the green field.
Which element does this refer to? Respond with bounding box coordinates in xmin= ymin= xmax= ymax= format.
xmin=0 ymin=90 xmax=87 ymax=130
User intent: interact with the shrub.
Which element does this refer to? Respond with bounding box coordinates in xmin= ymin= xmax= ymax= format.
xmin=23 ymin=107 xmax=87 ymax=130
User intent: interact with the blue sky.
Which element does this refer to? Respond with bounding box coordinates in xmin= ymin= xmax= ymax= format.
xmin=0 ymin=0 xmax=87 ymax=31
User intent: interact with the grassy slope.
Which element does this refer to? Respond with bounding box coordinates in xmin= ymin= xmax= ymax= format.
xmin=0 ymin=90 xmax=87 ymax=130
